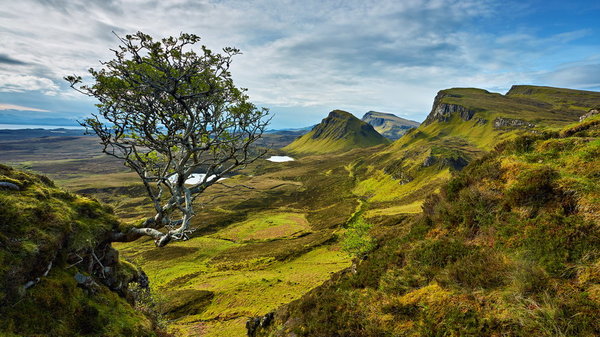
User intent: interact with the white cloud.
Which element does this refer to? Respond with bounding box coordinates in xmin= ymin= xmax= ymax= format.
xmin=0 ymin=0 xmax=597 ymax=126
xmin=0 ymin=103 xmax=50 ymax=112
xmin=0 ymin=73 xmax=59 ymax=95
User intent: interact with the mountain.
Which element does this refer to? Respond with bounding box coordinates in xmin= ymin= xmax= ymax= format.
xmin=250 ymin=107 xmax=600 ymax=337
xmin=0 ymin=165 xmax=162 ymax=336
xmin=353 ymin=85 xmax=600 ymax=207
xmin=361 ymin=111 xmax=420 ymax=140
xmin=284 ymin=110 xmax=389 ymax=155
xmin=256 ymin=128 xmax=313 ymax=149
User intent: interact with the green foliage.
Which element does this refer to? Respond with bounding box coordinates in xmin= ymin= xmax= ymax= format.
xmin=444 ymin=248 xmax=510 ymax=289
xmin=341 ymin=218 xmax=376 ymax=258
xmin=506 ymin=165 xmax=559 ymax=208
xmin=65 ymin=31 xmax=270 ymax=247
xmin=410 ymin=238 xmax=472 ymax=269
xmin=255 ymin=115 xmax=600 ymax=337
xmin=0 ymin=165 xmax=160 ymax=336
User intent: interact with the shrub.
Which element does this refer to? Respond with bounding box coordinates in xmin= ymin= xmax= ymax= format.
xmin=506 ymin=166 xmax=559 ymax=209
xmin=378 ymin=266 xmax=428 ymax=295
xmin=510 ymin=260 xmax=550 ymax=296
xmin=444 ymin=249 xmax=510 ymax=290
xmin=341 ymin=218 xmax=376 ymax=258
xmin=410 ymin=239 xmax=472 ymax=269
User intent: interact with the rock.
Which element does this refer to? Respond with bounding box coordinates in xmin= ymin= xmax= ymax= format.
xmin=247 ymin=312 xmax=275 ymax=337
xmin=426 ymin=103 xmax=475 ymax=123
xmin=422 ymin=155 xmax=437 ymax=167
xmin=493 ymin=117 xmax=535 ymax=129
xmin=75 ymin=272 xmax=92 ymax=285
xmin=580 ymin=108 xmax=599 ymax=122
xmin=423 ymin=91 xmax=477 ymax=125
xmin=441 ymin=156 xmax=469 ymax=171
xmin=475 ymin=118 xmax=488 ymax=125
xmin=0 ymin=181 xmax=20 ymax=191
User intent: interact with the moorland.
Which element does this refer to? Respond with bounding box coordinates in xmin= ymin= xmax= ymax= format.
xmin=1 ymin=85 xmax=599 ymax=337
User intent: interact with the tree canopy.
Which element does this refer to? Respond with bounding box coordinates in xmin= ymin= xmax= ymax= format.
xmin=66 ymin=31 xmax=269 ymax=247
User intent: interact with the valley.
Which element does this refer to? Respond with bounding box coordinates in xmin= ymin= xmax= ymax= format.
xmin=2 ymin=85 xmax=599 ymax=336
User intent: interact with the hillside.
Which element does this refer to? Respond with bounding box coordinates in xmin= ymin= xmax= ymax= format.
xmin=352 ymin=85 xmax=600 ymax=210
xmin=251 ymin=113 xmax=600 ymax=337
xmin=0 ymin=165 xmax=163 ymax=336
xmin=361 ymin=111 xmax=420 ymax=140
xmin=3 ymin=85 xmax=599 ymax=336
xmin=284 ymin=110 xmax=389 ymax=155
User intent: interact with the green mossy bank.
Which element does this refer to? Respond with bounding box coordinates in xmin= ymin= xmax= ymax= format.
xmin=252 ymin=115 xmax=600 ymax=336
xmin=0 ymin=165 xmax=164 ymax=336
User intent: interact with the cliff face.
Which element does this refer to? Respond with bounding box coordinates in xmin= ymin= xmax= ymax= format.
xmin=0 ymin=165 xmax=159 ymax=336
xmin=422 ymin=91 xmax=478 ymax=125
xmin=284 ymin=110 xmax=388 ymax=154
xmin=361 ymin=111 xmax=420 ymax=140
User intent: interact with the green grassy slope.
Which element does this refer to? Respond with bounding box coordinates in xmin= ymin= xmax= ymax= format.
xmin=284 ymin=110 xmax=389 ymax=155
xmin=111 ymin=148 xmax=389 ymax=336
xmin=0 ymin=165 xmax=163 ymax=336
xmin=253 ymin=114 xmax=600 ymax=337
xmin=507 ymin=85 xmax=600 ymax=114
xmin=353 ymin=86 xmax=600 ymax=208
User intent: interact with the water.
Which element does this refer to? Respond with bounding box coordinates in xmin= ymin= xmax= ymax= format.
xmin=0 ymin=124 xmax=84 ymax=130
xmin=267 ymin=156 xmax=295 ymax=162
xmin=169 ymin=173 xmax=226 ymax=185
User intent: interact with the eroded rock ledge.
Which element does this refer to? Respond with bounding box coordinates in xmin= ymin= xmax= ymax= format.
xmin=493 ymin=117 xmax=535 ymax=129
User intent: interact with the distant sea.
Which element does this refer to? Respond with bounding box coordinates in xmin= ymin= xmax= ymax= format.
xmin=0 ymin=124 xmax=84 ymax=130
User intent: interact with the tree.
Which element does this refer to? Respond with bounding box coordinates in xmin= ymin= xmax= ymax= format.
xmin=66 ymin=32 xmax=269 ymax=247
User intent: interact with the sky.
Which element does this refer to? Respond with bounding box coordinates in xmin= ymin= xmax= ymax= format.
xmin=0 ymin=0 xmax=599 ymax=129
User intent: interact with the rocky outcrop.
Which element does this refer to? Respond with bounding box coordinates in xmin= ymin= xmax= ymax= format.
xmin=247 ymin=312 xmax=275 ymax=336
xmin=423 ymin=92 xmax=476 ymax=125
xmin=422 ymin=155 xmax=437 ymax=167
xmin=493 ymin=117 xmax=535 ymax=129
xmin=0 ymin=181 xmax=20 ymax=190
xmin=580 ymin=108 xmax=599 ymax=122
xmin=441 ymin=156 xmax=469 ymax=171
xmin=422 ymin=155 xmax=468 ymax=170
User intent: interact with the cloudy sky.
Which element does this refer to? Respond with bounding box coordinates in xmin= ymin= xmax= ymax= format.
xmin=1 ymin=0 xmax=599 ymax=128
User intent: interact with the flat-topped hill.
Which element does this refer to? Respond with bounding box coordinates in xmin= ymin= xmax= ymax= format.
xmin=361 ymin=111 xmax=420 ymax=140
xmin=353 ymin=85 xmax=600 ymax=206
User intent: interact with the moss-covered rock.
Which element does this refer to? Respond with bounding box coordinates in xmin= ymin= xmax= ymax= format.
xmin=0 ymin=165 xmax=163 ymax=336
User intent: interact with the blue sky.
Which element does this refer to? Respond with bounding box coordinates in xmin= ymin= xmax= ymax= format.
xmin=0 ymin=0 xmax=599 ymax=129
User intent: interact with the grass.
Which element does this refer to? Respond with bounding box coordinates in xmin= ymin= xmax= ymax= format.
xmin=117 ymin=237 xmax=351 ymax=336
xmin=108 ymin=149 xmax=370 ymax=335
xmin=210 ymin=211 xmax=311 ymax=243
xmin=254 ymin=116 xmax=600 ymax=336
xmin=364 ymin=200 xmax=423 ymax=217
xmin=0 ymin=165 xmax=160 ymax=336
xmin=353 ymin=165 xmax=451 ymax=202
xmin=284 ymin=110 xmax=388 ymax=155
xmin=4 ymin=85 xmax=599 ymax=337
